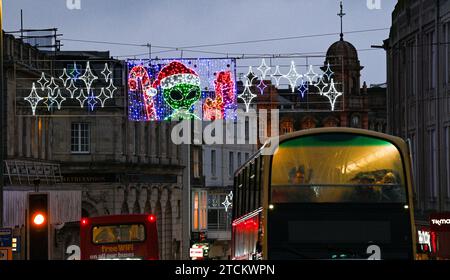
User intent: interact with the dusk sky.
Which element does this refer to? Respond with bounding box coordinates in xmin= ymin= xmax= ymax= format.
xmin=4 ymin=0 xmax=397 ymax=85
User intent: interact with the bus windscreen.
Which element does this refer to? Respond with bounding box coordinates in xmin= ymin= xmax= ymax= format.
xmin=271 ymin=133 xmax=407 ymax=203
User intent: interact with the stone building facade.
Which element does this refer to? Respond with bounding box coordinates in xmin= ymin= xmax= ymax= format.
xmin=385 ymin=0 xmax=450 ymax=258
xmin=2 ymin=34 xmax=190 ymax=259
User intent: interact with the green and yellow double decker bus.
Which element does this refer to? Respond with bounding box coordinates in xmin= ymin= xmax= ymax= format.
xmin=232 ymin=128 xmax=416 ymax=260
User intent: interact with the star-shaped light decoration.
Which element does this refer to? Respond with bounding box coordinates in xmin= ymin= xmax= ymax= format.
xmin=256 ymin=79 xmax=268 ymax=95
xmin=76 ymin=89 xmax=88 ymax=108
xmin=323 ymin=62 xmax=334 ymax=81
xmin=244 ymin=66 xmax=257 ymax=86
xmin=283 ymin=61 xmax=302 ymax=93
xmin=59 ymin=68 xmax=71 ymax=87
xmin=46 ymin=77 xmax=59 ymax=97
xmin=314 ymin=75 xmax=329 ymax=95
xmin=87 ymin=90 xmax=98 ymax=111
xmin=79 ymin=61 xmax=98 ymax=90
xmin=324 ymin=79 xmax=342 ymax=111
xmin=96 ymin=87 xmax=111 ymax=108
xmin=304 ymin=65 xmax=318 ymax=85
xmin=106 ymin=79 xmax=118 ymax=98
xmin=101 ymin=63 xmax=112 ymax=82
xmin=222 ymin=192 xmax=233 ymax=212
xmin=66 ymin=79 xmax=78 ymax=98
xmin=257 ymin=59 xmax=271 ymax=79
xmin=298 ymin=79 xmax=309 ymax=98
xmin=54 ymin=89 xmax=67 ymax=110
xmin=238 ymin=82 xmax=257 ymax=112
xmin=270 ymin=65 xmax=283 ymax=87
xmin=68 ymin=62 xmax=81 ymax=80
xmin=37 ymin=72 xmax=49 ymax=91
xmin=43 ymin=89 xmax=55 ymax=111
xmin=24 ymin=83 xmax=43 ymax=116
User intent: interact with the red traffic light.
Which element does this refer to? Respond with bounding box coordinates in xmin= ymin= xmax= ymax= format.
xmin=32 ymin=213 xmax=46 ymax=226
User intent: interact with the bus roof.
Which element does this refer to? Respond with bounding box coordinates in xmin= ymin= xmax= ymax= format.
xmin=234 ymin=127 xmax=408 ymax=176
xmin=83 ymin=214 xmax=153 ymax=224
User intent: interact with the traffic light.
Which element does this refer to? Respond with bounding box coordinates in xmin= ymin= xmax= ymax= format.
xmin=27 ymin=193 xmax=49 ymax=260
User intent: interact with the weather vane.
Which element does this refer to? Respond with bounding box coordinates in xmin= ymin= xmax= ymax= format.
xmin=338 ymin=1 xmax=346 ymax=41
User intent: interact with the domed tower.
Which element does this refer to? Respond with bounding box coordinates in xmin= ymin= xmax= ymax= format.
xmin=325 ymin=1 xmax=364 ymax=96
xmin=323 ymin=1 xmax=368 ymax=128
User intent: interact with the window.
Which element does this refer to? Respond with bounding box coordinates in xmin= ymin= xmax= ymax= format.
xmin=193 ymin=148 xmax=200 ymax=178
xmin=245 ymin=153 xmax=249 ymax=161
xmin=211 ymin=150 xmax=216 ymax=177
xmin=92 ymin=224 xmax=145 ymax=244
xmin=281 ymin=120 xmax=293 ymax=135
xmin=237 ymin=152 xmax=241 ymax=167
xmin=427 ymin=31 xmax=437 ymax=89
xmin=192 ymin=190 xmax=207 ymax=231
xmin=446 ymin=23 xmax=449 ymax=85
xmin=229 ymin=152 xmax=234 ymax=177
xmin=429 ymin=130 xmax=438 ymax=200
xmin=207 ymin=194 xmax=232 ymax=231
xmin=71 ymin=123 xmax=90 ymax=153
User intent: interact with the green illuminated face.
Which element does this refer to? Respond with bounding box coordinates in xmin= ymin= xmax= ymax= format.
xmin=163 ymin=83 xmax=201 ymax=111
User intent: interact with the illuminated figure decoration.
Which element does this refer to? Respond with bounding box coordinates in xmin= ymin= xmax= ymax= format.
xmin=128 ymin=65 xmax=157 ymax=121
xmin=150 ymin=61 xmax=202 ymax=120
xmin=283 ymin=61 xmax=302 ymax=93
xmin=203 ymin=71 xmax=235 ymax=120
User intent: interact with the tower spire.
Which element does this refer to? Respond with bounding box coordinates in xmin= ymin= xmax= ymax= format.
xmin=337 ymin=1 xmax=346 ymax=41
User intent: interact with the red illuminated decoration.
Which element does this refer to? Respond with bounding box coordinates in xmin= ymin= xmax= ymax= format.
xmin=128 ymin=65 xmax=157 ymax=121
xmin=203 ymin=71 xmax=235 ymax=120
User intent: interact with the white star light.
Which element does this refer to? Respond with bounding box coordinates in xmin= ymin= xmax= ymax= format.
xmin=323 ymin=62 xmax=334 ymax=81
xmin=80 ymin=61 xmax=98 ymax=90
xmin=270 ymin=65 xmax=283 ymax=87
xmin=24 ymin=83 xmax=43 ymax=116
xmin=314 ymin=75 xmax=329 ymax=95
xmin=66 ymin=79 xmax=78 ymax=98
xmin=238 ymin=82 xmax=257 ymax=112
xmin=304 ymin=65 xmax=318 ymax=84
xmin=222 ymin=196 xmax=232 ymax=212
xmin=54 ymin=89 xmax=67 ymax=110
xmin=59 ymin=68 xmax=71 ymax=87
xmin=106 ymin=79 xmax=118 ymax=98
xmin=257 ymin=59 xmax=271 ymax=79
xmin=37 ymin=72 xmax=49 ymax=91
xmin=283 ymin=61 xmax=302 ymax=93
xmin=96 ymin=87 xmax=111 ymax=108
xmin=101 ymin=63 xmax=112 ymax=82
xmin=46 ymin=77 xmax=59 ymax=97
xmin=244 ymin=66 xmax=257 ymax=85
xmin=76 ymin=89 xmax=88 ymax=108
xmin=324 ymin=79 xmax=342 ymax=111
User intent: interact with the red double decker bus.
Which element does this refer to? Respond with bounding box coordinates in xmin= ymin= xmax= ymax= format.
xmin=80 ymin=214 xmax=159 ymax=260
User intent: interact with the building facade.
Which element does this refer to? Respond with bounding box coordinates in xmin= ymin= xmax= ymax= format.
xmin=386 ymin=0 xmax=450 ymax=258
xmin=2 ymin=34 xmax=190 ymax=259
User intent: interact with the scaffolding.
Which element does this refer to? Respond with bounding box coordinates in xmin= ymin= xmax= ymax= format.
xmin=4 ymin=160 xmax=63 ymax=186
